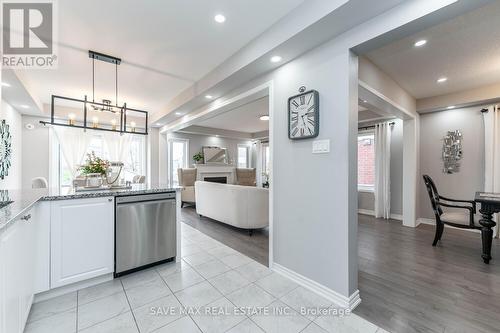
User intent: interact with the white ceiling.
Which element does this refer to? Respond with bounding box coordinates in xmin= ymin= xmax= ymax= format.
xmin=365 ymin=1 xmax=500 ymax=99
xmin=195 ymin=97 xmax=269 ymax=134
xmin=13 ymin=0 xmax=304 ymax=114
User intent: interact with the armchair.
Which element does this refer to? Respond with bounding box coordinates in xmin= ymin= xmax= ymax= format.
xmin=178 ymin=168 xmax=197 ymax=207
xmin=422 ymin=175 xmax=481 ymax=246
xmin=235 ymin=168 xmax=256 ymax=186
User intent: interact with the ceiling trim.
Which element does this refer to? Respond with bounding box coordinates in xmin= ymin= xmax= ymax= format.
xmin=160 ymin=81 xmax=270 ymax=134
xmin=152 ymin=0 xmax=412 ymax=124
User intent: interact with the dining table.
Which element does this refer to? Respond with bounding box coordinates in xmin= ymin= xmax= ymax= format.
xmin=475 ymin=192 xmax=499 ymax=264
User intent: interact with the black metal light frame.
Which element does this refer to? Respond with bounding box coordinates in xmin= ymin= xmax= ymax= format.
xmin=40 ymin=95 xmax=148 ymax=135
xmin=39 ymin=50 xmax=148 ymax=135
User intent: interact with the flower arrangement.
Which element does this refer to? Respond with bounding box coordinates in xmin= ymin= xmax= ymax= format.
xmin=193 ymin=151 xmax=204 ymax=164
xmin=79 ymin=152 xmax=109 ymax=175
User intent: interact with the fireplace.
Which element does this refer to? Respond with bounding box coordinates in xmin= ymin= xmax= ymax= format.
xmin=204 ymin=176 xmax=227 ymax=184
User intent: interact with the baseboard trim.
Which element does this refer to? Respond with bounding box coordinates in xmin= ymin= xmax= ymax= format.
xmin=358 ymin=209 xmax=403 ymax=221
xmin=358 ymin=209 xmax=375 ymax=216
xmin=416 ymin=218 xmax=480 ymax=234
xmin=272 ymin=263 xmax=361 ymax=310
xmin=34 ymin=274 xmax=114 ymax=303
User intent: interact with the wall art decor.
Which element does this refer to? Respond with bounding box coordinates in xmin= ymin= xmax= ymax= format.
xmin=0 ymin=120 xmax=12 ymax=180
xmin=442 ymin=130 xmax=462 ymax=174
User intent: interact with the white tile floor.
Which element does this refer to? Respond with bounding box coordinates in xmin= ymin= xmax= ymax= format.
xmin=25 ymin=223 xmax=389 ymax=333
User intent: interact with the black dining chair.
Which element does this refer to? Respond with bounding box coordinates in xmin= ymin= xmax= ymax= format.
xmin=422 ymin=175 xmax=481 ymax=246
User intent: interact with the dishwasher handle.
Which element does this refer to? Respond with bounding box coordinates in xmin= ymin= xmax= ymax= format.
xmin=116 ymin=192 xmax=176 ymax=204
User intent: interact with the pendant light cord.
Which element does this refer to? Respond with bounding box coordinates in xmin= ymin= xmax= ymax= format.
xmin=92 ymin=57 xmax=95 ymax=102
xmin=115 ymin=62 xmax=118 ymax=106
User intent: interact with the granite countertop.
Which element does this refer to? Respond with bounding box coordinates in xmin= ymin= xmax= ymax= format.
xmin=0 ymin=184 xmax=180 ymax=234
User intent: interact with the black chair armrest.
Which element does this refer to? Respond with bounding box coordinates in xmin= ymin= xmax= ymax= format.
xmin=438 ymin=196 xmax=476 ymax=213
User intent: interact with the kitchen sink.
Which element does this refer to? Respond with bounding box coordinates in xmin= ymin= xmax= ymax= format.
xmin=0 ymin=201 xmax=13 ymax=209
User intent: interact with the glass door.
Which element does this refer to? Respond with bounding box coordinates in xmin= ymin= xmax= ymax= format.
xmin=168 ymin=138 xmax=189 ymax=186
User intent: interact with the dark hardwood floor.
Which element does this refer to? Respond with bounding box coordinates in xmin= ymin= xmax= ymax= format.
xmin=356 ymin=214 xmax=500 ymax=333
xmin=180 ymin=206 xmax=269 ymax=265
xmin=181 ymin=207 xmax=500 ymax=333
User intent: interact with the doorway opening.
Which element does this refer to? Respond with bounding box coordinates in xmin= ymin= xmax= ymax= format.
xmin=162 ymin=82 xmax=273 ymax=267
xmin=351 ymin=2 xmax=500 ymax=332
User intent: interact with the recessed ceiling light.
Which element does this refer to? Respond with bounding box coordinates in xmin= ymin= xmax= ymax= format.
xmin=270 ymin=56 xmax=282 ymax=63
xmin=205 ymin=95 xmax=213 ymax=99
xmin=19 ymin=104 xmax=29 ymax=109
xmin=214 ymin=14 xmax=226 ymax=23
xmin=1 ymin=82 xmax=11 ymax=87
xmin=414 ymin=40 xmax=427 ymax=47
xmin=175 ymin=112 xmax=183 ymax=116
xmin=363 ymin=100 xmax=368 ymax=103
xmin=437 ymin=77 xmax=448 ymax=83
xmin=155 ymin=123 xmax=163 ymax=126
xmin=259 ymin=115 xmax=270 ymax=121
xmin=447 ymin=105 xmax=455 ymax=109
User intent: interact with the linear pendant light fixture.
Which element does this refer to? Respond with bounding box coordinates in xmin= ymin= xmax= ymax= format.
xmin=40 ymin=50 xmax=148 ymax=135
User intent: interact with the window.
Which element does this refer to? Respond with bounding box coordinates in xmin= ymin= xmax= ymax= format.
xmin=358 ymin=132 xmax=375 ymax=191
xmin=59 ymin=133 xmax=146 ymax=188
xmin=262 ymin=143 xmax=270 ymax=175
xmin=168 ymin=138 xmax=189 ymax=186
xmin=237 ymin=144 xmax=250 ymax=168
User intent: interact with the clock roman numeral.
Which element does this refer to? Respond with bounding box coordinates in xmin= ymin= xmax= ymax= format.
xmin=292 ymin=127 xmax=299 ymax=136
xmin=300 ymin=95 xmax=305 ymax=105
xmin=292 ymin=100 xmax=299 ymax=108
xmin=307 ymin=94 xmax=313 ymax=105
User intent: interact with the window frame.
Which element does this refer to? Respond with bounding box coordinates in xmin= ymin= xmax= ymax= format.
xmin=357 ymin=130 xmax=375 ymax=193
xmin=56 ymin=132 xmax=147 ymax=189
xmin=167 ymin=138 xmax=189 ymax=186
xmin=237 ymin=144 xmax=251 ymax=168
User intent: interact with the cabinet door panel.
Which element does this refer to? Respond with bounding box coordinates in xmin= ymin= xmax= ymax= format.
xmin=0 ymin=222 xmax=23 ymax=333
xmin=51 ymin=198 xmax=114 ymax=288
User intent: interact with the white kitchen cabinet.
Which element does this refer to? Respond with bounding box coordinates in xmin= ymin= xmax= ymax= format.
xmin=33 ymin=202 xmax=50 ymax=294
xmin=0 ymin=208 xmax=37 ymax=333
xmin=50 ymin=197 xmax=114 ymax=288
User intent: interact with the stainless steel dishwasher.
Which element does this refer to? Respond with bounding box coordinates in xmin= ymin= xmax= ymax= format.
xmin=115 ymin=192 xmax=176 ymax=276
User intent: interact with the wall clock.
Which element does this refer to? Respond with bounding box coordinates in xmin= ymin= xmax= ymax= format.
xmin=0 ymin=120 xmax=12 ymax=180
xmin=288 ymin=87 xmax=319 ymax=140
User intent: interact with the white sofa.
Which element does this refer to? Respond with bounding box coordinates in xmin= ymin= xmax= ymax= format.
xmin=195 ymin=181 xmax=269 ymax=231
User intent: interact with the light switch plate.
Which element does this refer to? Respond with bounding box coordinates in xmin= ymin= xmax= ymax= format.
xmin=312 ymin=139 xmax=330 ymax=154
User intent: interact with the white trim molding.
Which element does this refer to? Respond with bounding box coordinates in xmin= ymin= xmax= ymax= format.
xmin=273 ymin=263 xmax=361 ymax=311
xmin=358 ymin=209 xmax=402 ymax=221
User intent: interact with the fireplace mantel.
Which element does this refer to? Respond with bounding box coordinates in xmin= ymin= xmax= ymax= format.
xmin=194 ymin=164 xmax=236 ymax=184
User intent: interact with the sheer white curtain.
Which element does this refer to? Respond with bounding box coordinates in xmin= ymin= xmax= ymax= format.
xmin=53 ymin=127 xmax=92 ymax=178
xmin=483 ymin=105 xmax=500 ymax=238
xmin=254 ymin=140 xmax=263 ymax=187
xmin=102 ymin=131 xmax=132 ymax=162
xmin=374 ymin=122 xmax=391 ymax=219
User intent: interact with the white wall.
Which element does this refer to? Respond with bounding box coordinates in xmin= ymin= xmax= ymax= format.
xmin=0 ymin=101 xmax=23 ymax=189
xmin=168 ymin=132 xmax=253 ymax=167
xmin=419 ymin=105 xmax=485 ymax=219
xmin=22 ymin=116 xmax=50 ymax=189
xmin=148 ymin=127 xmax=160 ymax=185
xmin=358 ymin=118 xmax=404 ymax=215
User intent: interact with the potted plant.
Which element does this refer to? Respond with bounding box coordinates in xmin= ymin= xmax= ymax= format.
xmin=78 ymin=152 xmax=110 ymax=187
xmin=193 ymin=151 xmax=204 ymax=164
xmin=262 ymin=172 xmax=270 ymax=188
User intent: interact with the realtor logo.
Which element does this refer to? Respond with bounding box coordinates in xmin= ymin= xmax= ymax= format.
xmin=1 ymin=0 xmax=58 ymax=68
